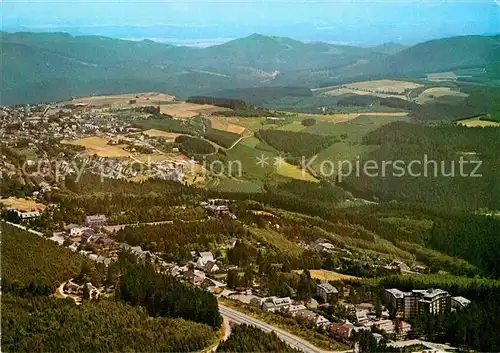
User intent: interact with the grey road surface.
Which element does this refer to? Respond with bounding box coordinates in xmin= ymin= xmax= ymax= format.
xmin=219 ymin=304 xmax=330 ymax=353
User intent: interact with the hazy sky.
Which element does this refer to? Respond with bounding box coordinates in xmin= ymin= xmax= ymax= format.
xmin=2 ymin=0 xmax=499 ymax=46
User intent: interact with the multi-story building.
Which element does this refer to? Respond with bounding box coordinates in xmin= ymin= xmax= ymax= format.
xmin=384 ymin=288 xmax=451 ymax=319
xmin=85 ymin=214 xmax=108 ymax=227
xmin=384 ymin=288 xmax=405 ymax=317
xmin=317 ymin=282 xmax=339 ymax=302
xmin=418 ymin=288 xmax=451 ymax=315
xmin=259 ymin=296 xmax=293 ymax=312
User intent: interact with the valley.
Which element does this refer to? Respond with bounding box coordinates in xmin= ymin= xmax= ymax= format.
xmin=1 ymin=24 xmax=500 ymax=353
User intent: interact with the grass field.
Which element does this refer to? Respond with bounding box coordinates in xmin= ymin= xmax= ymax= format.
xmin=65 ymin=136 xmax=132 ymax=157
xmin=324 ymin=80 xmax=422 ymax=100
xmin=159 ymin=102 xmax=231 ymax=118
xmin=0 ymin=197 xmax=46 ymax=211
xmin=305 ymin=114 xmax=410 ymax=177
xmin=142 ymin=129 xmax=182 ymax=139
xmin=305 ymin=114 xmax=410 ymax=141
xmin=276 ymin=161 xmax=319 ymax=183
xmin=71 ymin=92 xmax=176 ymax=108
xmin=207 ymin=176 xmax=264 ymax=193
xmin=209 ymin=116 xmax=246 ymax=135
xmin=426 ymin=71 xmax=460 ymax=82
xmin=345 ymin=80 xmax=423 ymax=93
xmin=458 ymin=117 xmax=500 ymax=127
xmin=276 ymin=121 xmax=307 ymax=132
xmin=294 ymin=269 xmax=360 ymax=281
xmin=240 ymin=136 xmax=261 ymax=148
xmin=415 ymin=87 xmax=468 ymax=104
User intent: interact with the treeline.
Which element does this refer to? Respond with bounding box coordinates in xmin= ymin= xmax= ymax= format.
xmin=175 ymin=135 xmax=216 ymax=155
xmin=61 ymin=172 xmax=200 ymax=196
xmin=204 ymin=128 xmax=240 ymax=148
xmin=187 ymin=96 xmax=248 ymax=110
xmin=118 ymin=259 xmax=222 ymax=329
xmin=343 ymin=121 xmax=500 ymax=209
xmin=134 ymin=114 xmax=205 ymax=135
xmin=255 ymin=130 xmax=335 ymax=158
xmin=429 ymin=215 xmax=500 ymax=278
xmin=50 ymin=194 xmax=202 ymax=226
xmin=187 ymin=96 xmax=277 ymax=117
xmin=217 ymin=324 xmax=299 ymax=352
xmin=338 ymin=94 xmax=380 ymax=107
xmin=115 ymin=219 xmax=246 ymax=258
xmin=389 ymin=84 xmax=500 ymax=121
xmin=413 ymin=300 xmax=500 ymax=352
xmin=49 ymin=173 xmax=204 ymax=225
xmin=211 ymin=87 xmax=312 ymax=105
xmin=2 ymin=294 xmax=215 ymax=352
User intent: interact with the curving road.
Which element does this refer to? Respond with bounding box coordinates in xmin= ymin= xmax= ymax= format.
xmin=219 ymin=305 xmax=352 ymax=353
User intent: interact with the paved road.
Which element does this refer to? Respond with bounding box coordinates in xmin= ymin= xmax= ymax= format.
xmin=219 ymin=304 xmax=325 ymax=353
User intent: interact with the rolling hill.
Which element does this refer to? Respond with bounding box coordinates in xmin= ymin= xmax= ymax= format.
xmin=1 ymin=31 xmax=499 ymax=105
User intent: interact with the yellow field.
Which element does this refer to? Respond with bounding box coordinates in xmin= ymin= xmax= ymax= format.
xmin=276 ymin=162 xmax=319 ymax=183
xmin=159 ymin=102 xmax=231 ymax=118
xmin=325 ymin=80 xmax=422 ymax=100
xmin=65 ymin=136 xmax=132 ymax=157
xmin=415 ymin=87 xmax=469 ymax=104
xmin=210 ymin=116 xmax=246 ymax=135
xmin=426 ymin=72 xmax=459 ymax=82
xmin=225 ymin=117 xmax=264 ymax=134
xmin=299 ymin=112 xmax=408 ymax=123
xmin=0 ymin=197 xmax=46 ymax=211
xmin=294 ymin=269 xmax=359 ymax=281
xmin=458 ymin=117 xmax=500 ymax=127
xmin=345 ymin=80 xmax=423 ymax=93
xmin=142 ymin=129 xmax=182 ymax=139
xmin=71 ymin=92 xmax=176 ymax=108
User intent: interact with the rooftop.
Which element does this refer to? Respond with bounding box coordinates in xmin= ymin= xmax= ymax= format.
xmin=386 ymin=288 xmax=404 ymax=298
xmin=318 ymin=282 xmax=339 ymax=293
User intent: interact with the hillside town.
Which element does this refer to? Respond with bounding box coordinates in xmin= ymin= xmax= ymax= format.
xmin=0 ymin=103 xmax=202 ymax=185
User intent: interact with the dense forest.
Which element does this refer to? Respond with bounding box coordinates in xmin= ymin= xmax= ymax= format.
xmin=1 ymin=223 xmax=98 ymax=296
xmin=343 ymin=121 xmax=500 ymax=209
xmin=2 ymin=294 xmax=215 ymax=352
xmin=117 ymin=259 xmax=222 ymax=329
xmin=2 ymin=224 xmax=223 ymax=352
xmin=115 ymin=219 xmax=245 ymax=257
xmin=175 ymin=135 xmax=216 ymax=155
xmin=204 ymin=128 xmax=241 ymax=148
xmin=187 ymin=96 xmax=277 ymax=117
xmin=429 ymin=215 xmax=500 ymax=278
xmin=217 ymin=324 xmax=299 ymax=352
xmin=210 ymin=86 xmax=312 ymax=105
xmin=255 ymin=130 xmax=335 ymax=159
xmin=134 ymin=114 xmax=205 ymax=135
xmin=187 ymin=96 xmax=249 ymax=110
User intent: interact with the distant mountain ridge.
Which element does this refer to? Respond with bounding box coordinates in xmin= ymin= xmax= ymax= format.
xmin=1 ymin=31 xmax=499 ymax=105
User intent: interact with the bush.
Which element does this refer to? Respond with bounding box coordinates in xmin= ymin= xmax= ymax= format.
xmin=301 ymin=118 xmax=316 ymax=127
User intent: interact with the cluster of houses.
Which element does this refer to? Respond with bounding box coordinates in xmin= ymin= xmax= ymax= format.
xmin=0 ymin=102 xmax=203 ymax=185
xmin=251 ymin=295 xmax=331 ymax=327
xmin=0 ymin=103 xmax=135 ymax=146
